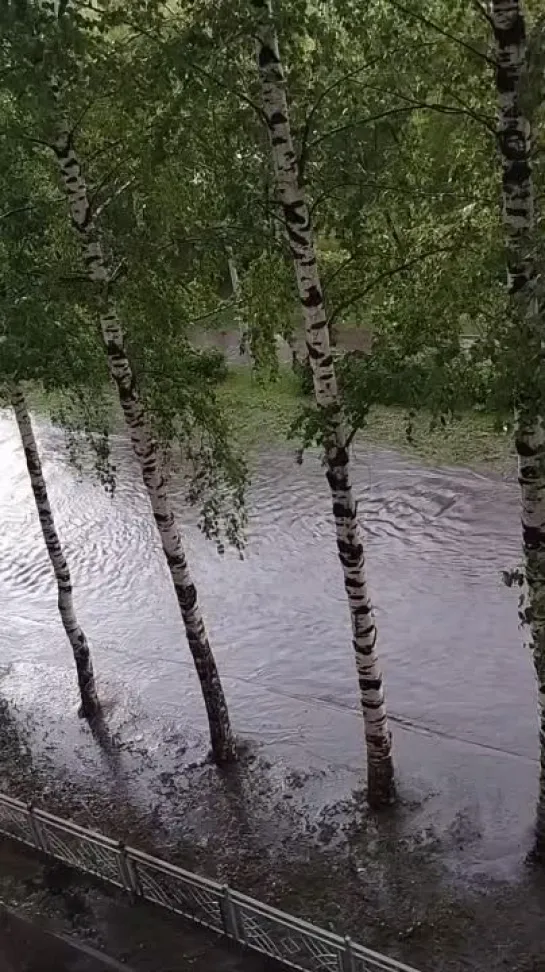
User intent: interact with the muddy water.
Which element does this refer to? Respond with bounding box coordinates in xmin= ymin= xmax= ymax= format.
xmin=0 ymin=412 xmax=538 ymax=883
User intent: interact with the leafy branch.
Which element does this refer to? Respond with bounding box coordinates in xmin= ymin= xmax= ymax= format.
xmin=385 ymin=0 xmax=497 ymax=67
xmin=297 ymin=42 xmax=437 ymax=180
xmin=327 ymin=243 xmax=467 ymax=328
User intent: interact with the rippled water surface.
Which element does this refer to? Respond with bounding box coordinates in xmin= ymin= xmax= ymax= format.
xmin=0 ymin=412 xmax=538 ymax=873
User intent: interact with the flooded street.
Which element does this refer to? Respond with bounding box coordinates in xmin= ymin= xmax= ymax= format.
xmin=0 ymin=410 xmax=539 ymax=904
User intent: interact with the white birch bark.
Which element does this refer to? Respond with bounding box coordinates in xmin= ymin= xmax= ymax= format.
xmin=11 ymin=384 xmax=99 ymax=718
xmin=51 ymin=124 xmax=236 ymax=764
xmin=227 ymin=247 xmax=246 ymax=352
xmin=252 ymin=0 xmax=394 ymax=805
xmin=227 ymin=250 xmax=240 ymax=299
xmin=491 ymin=0 xmax=545 ymax=853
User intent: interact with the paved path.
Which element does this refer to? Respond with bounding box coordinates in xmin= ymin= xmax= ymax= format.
xmin=0 ymin=905 xmax=133 ymax=972
xmin=0 ymin=840 xmax=278 ymax=972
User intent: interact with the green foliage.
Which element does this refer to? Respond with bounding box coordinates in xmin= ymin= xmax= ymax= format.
xmin=238 ymin=250 xmax=297 ymax=378
xmin=0 ymin=0 xmax=540 ymax=522
xmin=217 ymin=366 xmax=514 ymax=471
xmin=0 ymin=0 xmax=251 ymax=549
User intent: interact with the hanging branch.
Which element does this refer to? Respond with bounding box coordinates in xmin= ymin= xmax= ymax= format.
xmin=297 ymin=42 xmax=437 ymax=180
xmin=307 ymin=100 xmax=494 ymax=155
xmin=386 ymin=0 xmax=497 ymax=67
xmin=327 ymin=243 xmax=467 ymax=328
xmin=0 ymin=206 xmax=34 ymax=221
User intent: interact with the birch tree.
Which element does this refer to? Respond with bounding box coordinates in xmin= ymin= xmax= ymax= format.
xmin=54 ymin=122 xmax=237 ymax=763
xmin=0 ymin=93 xmax=110 ymax=717
xmin=11 ymin=385 xmax=99 ymax=717
xmin=490 ymin=0 xmax=545 ymax=856
xmin=0 ymin=1 xmax=240 ymax=764
xmin=250 ymin=0 xmax=394 ymax=806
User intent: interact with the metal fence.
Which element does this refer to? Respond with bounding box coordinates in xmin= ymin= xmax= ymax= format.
xmin=0 ymin=792 xmax=420 ymax=972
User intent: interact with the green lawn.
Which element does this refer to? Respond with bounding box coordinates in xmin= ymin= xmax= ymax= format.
xmin=219 ymin=367 xmax=516 ymax=474
xmin=217 ymin=368 xmax=302 ymax=449
xmin=23 ymin=365 xmax=516 ymax=475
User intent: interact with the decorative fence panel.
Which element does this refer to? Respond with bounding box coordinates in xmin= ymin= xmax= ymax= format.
xmin=0 ymin=794 xmax=36 ymax=849
xmin=36 ymin=813 xmax=127 ymax=889
xmin=228 ymin=894 xmax=345 ymax=972
xmin=0 ymin=792 xmax=420 ymax=972
xmin=128 ymin=848 xmax=224 ymax=933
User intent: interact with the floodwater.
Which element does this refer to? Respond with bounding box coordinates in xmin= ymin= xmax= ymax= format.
xmin=0 ymin=408 xmax=539 ymax=887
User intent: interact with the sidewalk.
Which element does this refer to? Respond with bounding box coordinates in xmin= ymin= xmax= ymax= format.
xmin=0 ymin=840 xmax=279 ymax=972
xmin=0 ymin=906 xmax=134 ymax=972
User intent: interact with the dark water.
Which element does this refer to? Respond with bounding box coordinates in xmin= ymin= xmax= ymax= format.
xmin=0 ymin=412 xmax=538 ymax=879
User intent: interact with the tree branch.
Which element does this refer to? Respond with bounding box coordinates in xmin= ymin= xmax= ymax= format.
xmin=307 ymin=99 xmax=494 ymax=153
xmin=186 ymin=297 xmax=242 ymax=329
xmin=322 ymin=245 xmax=371 ymax=293
xmin=386 ymin=0 xmax=497 ymax=67
xmin=118 ymin=16 xmax=268 ymax=124
xmin=0 ymin=206 xmax=33 ymax=222
xmin=309 ymin=179 xmax=463 ymax=217
xmin=362 ymin=83 xmax=496 ymax=134
xmin=94 ymin=177 xmax=136 ymax=219
xmin=88 ymin=157 xmax=136 ymax=214
xmin=328 ymin=244 xmax=465 ymax=327
xmin=9 ymin=131 xmax=55 ymax=151
xmin=185 ymin=57 xmax=268 ymax=125
xmin=469 ymin=0 xmax=494 ymax=27
xmin=297 ymin=44 xmax=434 ymax=180
xmin=309 ymin=107 xmax=418 ymax=150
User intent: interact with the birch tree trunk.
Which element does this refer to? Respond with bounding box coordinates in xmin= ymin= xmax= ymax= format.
xmin=491 ymin=0 xmax=545 ymax=854
xmin=252 ymin=0 xmax=394 ymax=806
xmin=227 ymin=247 xmax=246 ymax=351
xmin=51 ymin=125 xmax=236 ymax=765
xmin=11 ymin=384 xmax=99 ymax=718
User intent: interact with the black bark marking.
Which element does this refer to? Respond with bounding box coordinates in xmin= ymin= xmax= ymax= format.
xmin=523 ymin=524 xmax=545 ymax=549
xmin=301 ymin=285 xmax=323 ymax=309
xmin=328 ymin=446 xmax=349 ymax=467
xmin=337 ymin=538 xmax=363 ymax=559
xmin=353 ymin=603 xmax=372 ymax=617
xmin=306 ymin=340 xmax=321 ymax=360
xmin=332 ymin=501 xmax=354 ymax=519
xmin=269 ymin=110 xmax=287 ymax=126
xmin=258 ymin=44 xmax=278 ymax=70
xmin=287 ymin=225 xmax=308 ymax=249
xmin=284 ymin=202 xmax=307 ymax=227
xmin=177 ymin=581 xmax=197 ymax=613
xmin=359 ymin=678 xmax=382 ymax=693
xmin=516 ymin=437 xmax=539 ymax=457
xmin=344 ymin=576 xmax=364 ymax=589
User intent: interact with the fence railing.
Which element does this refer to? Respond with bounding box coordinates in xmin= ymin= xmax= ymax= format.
xmin=0 ymin=792 xmax=420 ymax=972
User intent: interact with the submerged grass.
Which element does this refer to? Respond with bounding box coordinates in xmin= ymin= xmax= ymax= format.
xmin=217 ymin=367 xmax=302 ymax=449
xmin=23 ymin=366 xmax=516 ymax=475
xmin=220 ymin=367 xmax=516 ymax=474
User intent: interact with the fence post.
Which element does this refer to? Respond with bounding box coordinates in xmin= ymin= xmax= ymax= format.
xmin=220 ymin=885 xmax=242 ymax=941
xmin=341 ymin=936 xmax=356 ymax=972
xmin=117 ymin=844 xmax=140 ymax=901
xmin=27 ymin=804 xmax=46 ymax=853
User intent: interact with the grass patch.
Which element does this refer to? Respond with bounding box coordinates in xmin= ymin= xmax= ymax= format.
xmin=23 ymin=368 xmax=516 ymax=475
xmin=218 ymin=367 xmax=301 ymax=449
xmin=220 ymin=367 xmax=516 ymax=473
xmin=364 ymin=405 xmax=515 ymax=473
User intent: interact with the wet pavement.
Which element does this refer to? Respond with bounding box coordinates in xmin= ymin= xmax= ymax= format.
xmin=0 ymin=842 xmax=282 ymax=972
xmin=0 ymin=905 xmax=131 ymax=972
